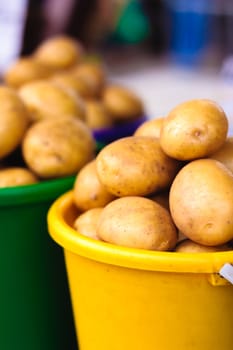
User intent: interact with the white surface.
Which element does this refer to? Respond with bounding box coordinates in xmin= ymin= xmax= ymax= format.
xmin=0 ymin=0 xmax=28 ymax=73
xmin=106 ymin=54 xmax=233 ymax=133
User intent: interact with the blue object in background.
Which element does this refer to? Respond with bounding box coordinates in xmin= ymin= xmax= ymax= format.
xmin=171 ymin=11 xmax=209 ymax=63
xmin=93 ymin=115 xmax=147 ymax=144
xmin=166 ymin=0 xmax=212 ymax=65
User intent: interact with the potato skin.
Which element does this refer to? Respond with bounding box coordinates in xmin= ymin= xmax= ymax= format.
xmin=96 ymin=136 xmax=181 ymax=197
xmin=73 ymin=208 xmax=103 ymax=240
xmin=19 ymin=80 xmax=85 ymax=122
xmin=134 ymin=117 xmax=164 ymax=138
xmin=103 ymin=85 xmax=144 ymax=121
xmin=170 ymin=158 xmax=233 ymax=246
xmin=149 ymin=191 xmax=170 ymax=211
xmin=210 ymin=136 xmax=233 ymax=173
xmin=160 ymin=99 xmax=228 ymax=160
xmin=51 ymin=73 xmax=97 ymax=100
xmin=97 ymin=196 xmax=178 ymax=250
xmin=73 ymin=160 xmax=115 ymax=211
xmin=0 ymin=86 xmax=29 ymax=159
xmin=22 ymin=116 xmax=96 ymax=178
xmin=175 ymin=239 xmax=231 ymax=253
xmin=85 ymin=100 xmax=113 ymax=130
xmin=0 ymin=167 xmax=38 ymax=187
xmin=34 ymin=35 xmax=84 ymax=70
xmin=71 ymin=62 xmax=105 ymax=96
xmin=4 ymin=57 xmax=53 ymax=88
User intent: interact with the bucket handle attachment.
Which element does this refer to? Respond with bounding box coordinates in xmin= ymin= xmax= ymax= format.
xmin=207 ymin=263 xmax=233 ymax=286
xmin=219 ymin=263 xmax=233 ymax=284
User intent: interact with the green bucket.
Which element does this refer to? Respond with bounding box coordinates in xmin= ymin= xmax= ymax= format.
xmin=0 ymin=176 xmax=78 ymax=350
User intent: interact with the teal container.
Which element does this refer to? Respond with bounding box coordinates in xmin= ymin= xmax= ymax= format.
xmin=0 ymin=176 xmax=78 ymax=350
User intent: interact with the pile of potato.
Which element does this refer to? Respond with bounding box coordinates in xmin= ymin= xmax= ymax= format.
xmin=0 ymin=35 xmax=144 ymax=187
xmin=72 ymin=98 xmax=233 ymax=253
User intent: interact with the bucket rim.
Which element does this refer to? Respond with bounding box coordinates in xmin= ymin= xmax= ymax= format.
xmin=93 ymin=115 xmax=147 ymax=143
xmin=0 ymin=142 xmax=104 ymax=206
xmin=47 ymin=191 xmax=233 ymax=273
xmin=0 ymin=176 xmax=76 ymax=206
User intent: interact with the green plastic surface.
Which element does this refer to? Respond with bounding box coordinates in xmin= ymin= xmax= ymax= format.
xmin=0 ymin=176 xmax=78 ymax=350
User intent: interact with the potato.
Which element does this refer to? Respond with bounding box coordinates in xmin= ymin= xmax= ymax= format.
xmin=22 ymin=116 xmax=96 ymax=178
xmin=97 ymin=196 xmax=178 ymax=250
xmin=175 ymin=239 xmax=231 ymax=253
xmin=149 ymin=191 xmax=170 ymax=211
xmin=96 ymin=136 xmax=181 ymax=197
xmin=85 ymin=100 xmax=113 ymax=130
xmin=73 ymin=207 xmax=103 ymax=240
xmin=0 ymin=86 xmax=29 ymax=159
xmin=102 ymin=85 xmax=144 ymax=121
xmin=177 ymin=231 xmax=188 ymax=243
xmin=3 ymin=57 xmax=53 ymax=89
xmin=160 ymin=99 xmax=228 ymax=160
xmin=51 ymin=72 xmax=97 ymax=100
xmin=19 ymin=80 xmax=85 ymax=122
xmin=34 ymin=35 xmax=84 ymax=70
xmin=170 ymin=158 xmax=233 ymax=246
xmin=134 ymin=117 xmax=164 ymax=138
xmin=209 ymin=136 xmax=233 ymax=173
xmin=0 ymin=167 xmax=38 ymax=187
xmin=71 ymin=61 xmax=105 ymax=96
xmin=73 ymin=160 xmax=115 ymax=211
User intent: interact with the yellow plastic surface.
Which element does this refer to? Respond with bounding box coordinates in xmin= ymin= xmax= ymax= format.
xmin=48 ymin=191 xmax=233 ymax=350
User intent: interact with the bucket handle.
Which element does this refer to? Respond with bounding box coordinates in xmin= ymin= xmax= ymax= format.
xmin=208 ymin=263 xmax=233 ymax=286
xmin=219 ymin=263 xmax=233 ymax=284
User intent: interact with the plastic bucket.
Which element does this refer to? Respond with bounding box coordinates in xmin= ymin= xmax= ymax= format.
xmin=48 ymin=191 xmax=233 ymax=350
xmin=0 ymin=177 xmax=77 ymax=350
xmin=92 ymin=116 xmax=147 ymax=144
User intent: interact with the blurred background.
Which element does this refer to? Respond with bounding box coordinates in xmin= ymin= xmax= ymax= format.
xmin=1 ymin=0 xmax=233 ymax=127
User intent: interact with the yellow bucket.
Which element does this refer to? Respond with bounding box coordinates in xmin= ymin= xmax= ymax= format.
xmin=47 ymin=191 xmax=233 ymax=350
